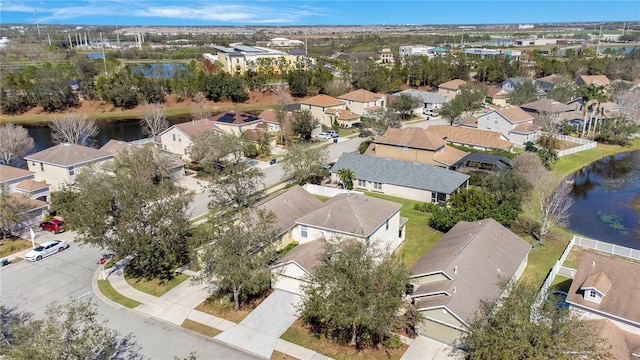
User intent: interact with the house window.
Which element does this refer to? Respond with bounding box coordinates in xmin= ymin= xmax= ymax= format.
xmin=589 ymin=290 xmax=597 ymax=298
xmin=373 ymin=182 xmax=382 ymax=190
xmin=172 ymin=134 xmax=176 ymax=141
xmin=184 ymin=148 xmax=188 ymax=155
xmin=386 ymin=220 xmax=389 ymax=231
xmin=357 ymin=179 xmax=366 ymax=187
xmin=300 ymin=225 xmax=308 ymax=238
xmin=403 ymin=146 xmax=409 ymax=153
xmin=163 ymin=145 xmax=167 ymax=150
xmin=178 ymin=137 xmax=182 ymax=143
xmin=40 ymin=163 xmax=44 ymax=171
xmin=68 ymin=167 xmax=75 ymax=176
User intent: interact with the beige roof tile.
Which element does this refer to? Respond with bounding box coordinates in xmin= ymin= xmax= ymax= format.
xmin=326 ymin=108 xmax=360 ymax=120
xmin=15 ymin=179 xmax=49 ymax=191
xmin=273 ymin=239 xmax=326 ymax=275
xmin=438 ymin=79 xmax=466 ymax=90
xmin=433 ymin=146 xmax=468 ymax=167
xmin=410 ymin=219 xmax=531 ymax=323
xmin=512 ymin=122 xmax=540 ymax=133
xmin=496 ymin=106 xmax=534 ymax=123
xmin=100 ymin=139 xmax=137 ymax=154
xmin=374 ymin=127 xmax=445 ymax=151
xmin=0 ymin=165 xmax=34 ymax=183
xmin=173 ymin=119 xmax=221 ymax=138
xmin=297 ymin=193 xmax=401 ymax=238
xmin=255 ymin=185 xmax=324 ymax=236
xmin=338 ymin=89 xmax=383 ymax=103
xmin=258 ymin=108 xmax=292 ymax=124
xmin=578 ymin=74 xmax=611 ymax=85
xmin=425 ymin=125 xmax=513 ymax=150
xmin=300 ymin=94 xmax=345 ymax=107
xmin=566 ymin=252 xmax=640 ymax=324
xmin=24 ymin=143 xmax=114 ymax=167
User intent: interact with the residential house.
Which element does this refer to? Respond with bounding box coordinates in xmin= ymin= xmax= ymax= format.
xmin=157 ymin=119 xmax=222 ymax=160
xmin=258 ymin=108 xmax=287 ymax=133
xmin=397 ymin=89 xmax=449 ymax=113
xmin=299 ymin=94 xmax=346 ymax=127
xmin=210 ymin=110 xmax=264 ymax=135
xmin=271 ymin=191 xmax=407 ymax=295
xmin=472 ymin=106 xmax=541 ymax=146
xmin=331 ymin=152 xmax=469 ymax=204
xmin=499 ymin=77 xmax=535 ymax=93
xmin=24 ymin=143 xmax=114 ymax=191
xmin=337 ymin=89 xmax=386 ymax=115
xmin=254 ymin=185 xmax=324 ymax=249
xmin=324 ymin=109 xmax=361 ymax=128
xmin=584 ymin=319 xmax=640 ymax=360
xmin=519 ymin=98 xmax=578 ymax=127
xmin=485 ymin=86 xmax=509 ymax=107
xmin=437 ymin=79 xmax=467 ymax=100
xmin=409 ymin=219 xmax=531 ymax=344
xmin=576 ymin=74 xmax=611 ymax=87
xmin=535 ymin=74 xmax=558 ymax=91
xmin=566 ymin=252 xmax=640 ymax=334
xmin=364 ymin=127 xmax=468 ymax=168
xmin=0 ymin=164 xmax=51 ymax=224
xmin=100 ymin=139 xmax=185 ymax=180
xmin=425 ymin=125 xmax=514 ymax=152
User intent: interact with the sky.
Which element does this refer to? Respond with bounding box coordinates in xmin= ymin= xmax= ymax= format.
xmin=0 ymin=0 xmax=638 ymax=26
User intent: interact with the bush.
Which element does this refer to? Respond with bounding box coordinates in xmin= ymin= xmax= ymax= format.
xmin=467 ymin=171 xmax=487 ymax=186
xmin=595 ymin=133 xmax=629 ymax=146
xmin=382 ymin=334 xmax=403 ymax=349
xmin=413 ymin=202 xmax=439 ymax=213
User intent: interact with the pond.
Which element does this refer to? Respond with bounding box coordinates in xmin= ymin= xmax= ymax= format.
xmin=569 ymin=151 xmax=640 ymax=249
xmin=25 ymin=114 xmax=191 ymax=155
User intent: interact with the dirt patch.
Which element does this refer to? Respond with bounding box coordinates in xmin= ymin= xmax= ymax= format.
xmin=195 ymin=289 xmax=274 ymax=324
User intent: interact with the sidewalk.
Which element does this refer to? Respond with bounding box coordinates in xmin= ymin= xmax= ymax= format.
xmin=97 ymin=263 xmax=330 ymax=360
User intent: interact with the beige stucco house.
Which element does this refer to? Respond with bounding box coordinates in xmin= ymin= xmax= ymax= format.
xmin=337 ymin=89 xmax=386 ymax=115
xmin=157 ymin=119 xmax=222 ymax=160
xmin=364 ymin=127 xmax=468 ymax=169
xmin=0 ymin=164 xmax=50 ymax=233
xmin=437 ymin=79 xmax=467 ymax=100
xmin=424 ymin=125 xmax=514 ymax=152
xmin=299 ymin=94 xmax=346 ymax=127
xmin=24 ymin=143 xmax=114 ymax=191
xmin=269 ymin=188 xmax=407 ymax=295
xmin=410 ymin=219 xmax=531 ymax=344
xmin=471 ymin=106 xmax=541 ymax=146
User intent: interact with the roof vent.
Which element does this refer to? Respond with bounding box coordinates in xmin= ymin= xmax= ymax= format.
xmin=453 ymin=286 xmax=457 ymax=294
xmin=454 ymin=266 xmax=458 ymax=275
xmin=592 ymin=261 xmax=596 ymax=267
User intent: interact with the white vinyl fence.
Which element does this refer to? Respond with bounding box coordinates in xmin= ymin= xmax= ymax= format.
xmin=542 ymin=133 xmax=597 ymax=157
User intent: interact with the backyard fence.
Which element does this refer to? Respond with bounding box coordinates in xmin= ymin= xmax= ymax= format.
xmin=542 ymin=133 xmax=597 ymax=157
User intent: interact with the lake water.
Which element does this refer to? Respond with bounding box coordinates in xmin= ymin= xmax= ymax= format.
xmin=25 ymin=114 xmax=191 ymax=155
xmin=569 ymin=151 xmax=640 ymax=249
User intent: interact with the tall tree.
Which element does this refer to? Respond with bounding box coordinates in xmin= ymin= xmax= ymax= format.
xmin=299 ymin=239 xmax=409 ymax=348
xmin=190 ymin=92 xmax=211 ymax=121
xmin=508 ymin=79 xmax=540 ymax=105
xmin=195 ymin=209 xmax=277 ymax=311
xmin=281 ymin=143 xmax=329 ymax=185
xmin=139 ymin=102 xmax=168 ymax=139
xmin=439 ymin=100 xmax=464 ymax=125
xmin=337 ymin=168 xmax=355 ymax=190
xmin=515 ymin=152 xmax=574 ymax=243
xmin=392 ymin=93 xmax=421 ymax=120
xmin=0 ymin=123 xmax=34 ymax=165
xmin=545 ymin=76 xmax=576 ymax=104
xmin=361 ymin=107 xmax=401 ymax=136
xmin=50 ymin=112 xmax=98 ymax=146
xmin=0 ymin=187 xmax=33 ymax=238
xmin=576 ymin=84 xmax=609 ymax=137
xmin=0 ymin=299 xmax=143 ymax=360
xmin=458 ymin=281 xmax=611 ymax=359
xmin=289 ymin=109 xmax=317 ymax=141
xmin=188 ymin=131 xmax=245 ymax=176
xmin=65 ymin=147 xmax=192 ymax=279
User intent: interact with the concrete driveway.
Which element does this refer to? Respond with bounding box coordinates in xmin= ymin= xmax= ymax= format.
xmin=215 ymin=289 xmax=301 ymax=359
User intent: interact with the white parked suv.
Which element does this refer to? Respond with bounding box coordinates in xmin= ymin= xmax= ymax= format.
xmin=423 ymin=109 xmax=438 ymax=116
xmin=316 ymin=132 xmax=332 ymax=139
xmin=326 ymin=130 xmax=339 ymax=138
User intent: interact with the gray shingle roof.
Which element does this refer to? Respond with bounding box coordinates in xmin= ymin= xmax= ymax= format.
xmin=398 ymin=89 xmax=449 ymax=104
xmin=332 ymin=153 xmax=469 ymax=195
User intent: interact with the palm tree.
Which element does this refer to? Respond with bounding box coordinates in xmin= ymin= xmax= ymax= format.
xmin=337 ymin=168 xmax=355 ymax=190
xmin=576 ymin=84 xmax=609 ymax=138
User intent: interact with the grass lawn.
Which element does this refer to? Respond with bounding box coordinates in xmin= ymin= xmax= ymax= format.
xmin=550 ymin=275 xmax=573 ymax=293
xmin=551 ymin=139 xmax=640 ymax=176
xmin=181 ymin=319 xmax=222 ymax=337
xmin=0 ymin=238 xmax=32 ymax=257
xmin=125 ymin=273 xmax=190 ymax=297
xmin=521 ymin=229 xmax=572 ymax=287
xmin=562 ymin=247 xmax=584 ymax=269
xmin=364 ymin=192 xmax=443 ymax=267
xmin=313 ymin=194 xmax=331 ymax=202
xmin=97 ymin=279 xmax=142 ymax=308
xmin=280 ymin=320 xmax=408 ymax=360
xmin=271 ymin=350 xmax=297 ymax=359
xmin=195 ymin=290 xmax=272 ymax=324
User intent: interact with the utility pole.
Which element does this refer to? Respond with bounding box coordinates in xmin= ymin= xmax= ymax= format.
xmin=114 ymin=10 xmax=120 ymax=48
xmin=33 ymin=9 xmax=41 ymax=37
xmin=100 ymin=32 xmax=107 ymax=76
xmin=596 ymin=25 xmax=602 ymax=56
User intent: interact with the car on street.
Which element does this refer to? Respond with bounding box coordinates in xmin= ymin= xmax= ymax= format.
xmin=24 ymin=240 xmax=70 ymax=262
xmin=316 ymin=132 xmax=332 ymax=139
xmin=423 ymin=109 xmax=439 ymax=116
xmin=39 ymin=219 xmax=65 ymax=234
xmin=326 ymin=130 xmax=339 ymax=138
xmin=481 ymin=102 xmax=491 ymax=109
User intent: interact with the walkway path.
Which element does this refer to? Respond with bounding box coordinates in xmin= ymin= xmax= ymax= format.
xmin=101 ymin=263 xmax=330 ymax=360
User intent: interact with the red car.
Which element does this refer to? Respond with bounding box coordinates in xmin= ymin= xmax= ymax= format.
xmin=39 ymin=219 xmax=65 ymax=234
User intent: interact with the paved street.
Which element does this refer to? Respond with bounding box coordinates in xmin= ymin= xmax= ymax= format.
xmin=0 ymin=231 xmax=257 ymax=360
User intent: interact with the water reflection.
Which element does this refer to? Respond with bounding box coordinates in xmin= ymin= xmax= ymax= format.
xmin=569 ymin=151 xmax=640 ymax=249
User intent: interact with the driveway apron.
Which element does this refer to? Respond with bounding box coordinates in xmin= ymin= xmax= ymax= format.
xmin=214 ymin=289 xmax=301 ymax=359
